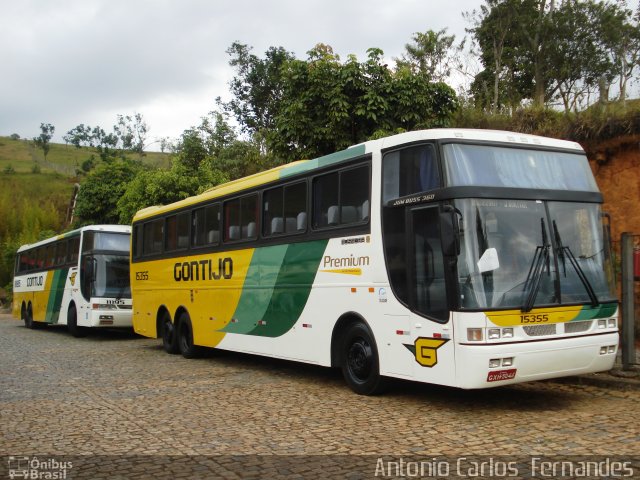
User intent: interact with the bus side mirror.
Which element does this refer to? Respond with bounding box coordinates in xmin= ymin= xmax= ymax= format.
xmin=440 ymin=206 xmax=460 ymax=257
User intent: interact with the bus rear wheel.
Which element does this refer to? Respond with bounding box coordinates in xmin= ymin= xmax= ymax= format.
xmin=341 ymin=321 xmax=387 ymax=395
xmin=177 ymin=313 xmax=201 ymax=359
xmin=161 ymin=313 xmax=179 ymax=354
xmin=23 ymin=303 xmax=34 ymax=329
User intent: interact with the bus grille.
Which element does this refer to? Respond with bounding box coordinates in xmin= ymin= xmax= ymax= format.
xmin=564 ymin=320 xmax=592 ymax=334
xmin=523 ymin=324 xmax=557 ymax=336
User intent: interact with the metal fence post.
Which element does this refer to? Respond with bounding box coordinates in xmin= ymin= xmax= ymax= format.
xmin=620 ymin=232 xmax=635 ymax=370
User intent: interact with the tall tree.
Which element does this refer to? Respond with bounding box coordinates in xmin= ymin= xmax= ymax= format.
xmin=33 ymin=123 xmax=55 ymax=162
xmin=268 ymin=44 xmax=457 ymax=161
xmin=395 ymin=29 xmax=456 ymax=82
xmin=221 ymin=42 xmax=295 ymax=144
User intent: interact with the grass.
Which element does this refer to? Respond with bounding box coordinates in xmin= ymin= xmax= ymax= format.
xmin=0 ymin=136 xmax=171 ymax=175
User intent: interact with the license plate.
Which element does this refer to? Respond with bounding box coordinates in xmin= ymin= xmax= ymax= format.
xmin=487 ymin=369 xmax=517 ymax=382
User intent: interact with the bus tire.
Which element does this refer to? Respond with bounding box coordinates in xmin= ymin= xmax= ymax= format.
xmin=23 ymin=303 xmax=34 ymax=329
xmin=67 ymin=305 xmax=87 ymax=338
xmin=177 ymin=313 xmax=201 ymax=359
xmin=161 ymin=313 xmax=180 ymax=354
xmin=341 ymin=321 xmax=387 ymax=395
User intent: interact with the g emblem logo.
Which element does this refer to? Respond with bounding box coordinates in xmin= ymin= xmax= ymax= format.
xmin=404 ymin=337 xmax=449 ymax=367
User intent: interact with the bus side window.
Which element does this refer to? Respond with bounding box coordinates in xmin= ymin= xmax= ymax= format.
xmin=69 ymin=237 xmax=80 ymax=264
xmin=264 ymin=181 xmax=306 ymax=236
xmin=143 ymin=220 xmax=163 ymax=255
xmin=133 ymin=225 xmax=142 ymax=258
xmin=313 ymin=165 xmax=369 ymax=229
xmin=383 ymin=144 xmax=439 ymax=203
xmin=55 ymin=241 xmax=67 ymax=266
xmin=45 ymin=244 xmax=55 ymax=268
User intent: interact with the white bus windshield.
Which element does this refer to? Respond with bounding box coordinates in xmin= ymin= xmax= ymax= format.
xmin=455 ymin=199 xmax=616 ymax=310
xmin=443 ymin=144 xmax=598 ymax=191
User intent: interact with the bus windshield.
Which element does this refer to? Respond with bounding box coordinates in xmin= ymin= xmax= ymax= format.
xmin=455 ymin=199 xmax=616 ymax=310
xmin=443 ymin=143 xmax=598 ymax=191
xmin=94 ymin=254 xmax=130 ymax=298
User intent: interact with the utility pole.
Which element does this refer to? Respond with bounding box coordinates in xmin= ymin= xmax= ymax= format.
xmin=620 ymin=233 xmax=636 ymax=370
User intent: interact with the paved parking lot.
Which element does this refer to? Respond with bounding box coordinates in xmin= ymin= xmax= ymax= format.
xmin=0 ymin=313 xmax=638 ymax=478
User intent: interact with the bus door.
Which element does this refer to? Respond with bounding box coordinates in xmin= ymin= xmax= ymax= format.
xmin=406 ymin=205 xmax=456 ymax=384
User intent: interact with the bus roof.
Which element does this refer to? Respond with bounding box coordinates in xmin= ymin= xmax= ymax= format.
xmin=132 ymin=128 xmax=585 ymax=223
xmin=16 ymin=224 xmax=131 ymax=253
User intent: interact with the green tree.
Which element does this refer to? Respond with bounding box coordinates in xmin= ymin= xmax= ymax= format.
xmin=33 ymin=123 xmax=55 ymax=162
xmin=395 ymin=29 xmax=456 ymax=82
xmin=468 ymin=0 xmax=637 ymax=111
xmin=221 ymin=42 xmax=295 ymax=144
xmin=74 ymin=159 xmax=141 ymax=225
xmin=64 ymin=113 xmax=148 ymax=162
xmin=117 ymin=160 xmax=228 ymax=224
xmin=266 ymin=44 xmax=457 ymax=161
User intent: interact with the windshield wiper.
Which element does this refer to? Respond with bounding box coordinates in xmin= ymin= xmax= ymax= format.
xmin=552 ymin=221 xmax=599 ymax=307
xmin=521 ymin=218 xmax=551 ymax=313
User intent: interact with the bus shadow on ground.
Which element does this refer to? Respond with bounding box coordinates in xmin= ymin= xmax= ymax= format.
xmin=13 ymin=322 xmax=140 ymax=342
xmin=145 ymin=342 xmax=579 ymax=411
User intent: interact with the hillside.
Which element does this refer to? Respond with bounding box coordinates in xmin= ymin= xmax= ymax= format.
xmin=0 ymin=136 xmax=172 ymax=294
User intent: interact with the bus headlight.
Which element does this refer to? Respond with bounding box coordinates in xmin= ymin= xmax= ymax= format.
xmin=608 ymin=318 xmax=617 ymax=328
xmin=488 ymin=328 xmax=501 ymax=339
xmin=92 ymin=303 xmax=117 ymax=310
xmin=467 ymin=328 xmax=483 ymax=341
xmin=597 ymin=319 xmax=607 ymax=329
xmin=489 ymin=359 xmax=501 ymax=368
xmin=502 ymin=357 xmax=514 ymax=367
xmin=502 ymin=328 xmax=514 ymax=338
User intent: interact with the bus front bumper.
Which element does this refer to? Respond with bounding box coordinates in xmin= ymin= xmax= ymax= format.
xmin=89 ymin=309 xmax=133 ymax=328
xmin=454 ymin=332 xmax=619 ymax=389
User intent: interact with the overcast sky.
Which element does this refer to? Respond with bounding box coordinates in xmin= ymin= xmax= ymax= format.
xmin=1 ymin=0 xmax=480 ymax=149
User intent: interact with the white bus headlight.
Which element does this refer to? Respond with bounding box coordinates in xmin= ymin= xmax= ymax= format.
xmin=608 ymin=318 xmax=617 ymax=328
xmin=502 ymin=357 xmax=514 ymax=367
xmin=488 ymin=328 xmax=501 ymax=339
xmin=92 ymin=303 xmax=117 ymax=310
xmin=502 ymin=328 xmax=514 ymax=338
xmin=489 ymin=359 xmax=501 ymax=368
xmin=597 ymin=319 xmax=607 ymax=329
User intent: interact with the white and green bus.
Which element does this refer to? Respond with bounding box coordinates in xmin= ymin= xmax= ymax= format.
xmin=130 ymin=129 xmax=618 ymax=394
xmin=13 ymin=225 xmax=132 ymax=337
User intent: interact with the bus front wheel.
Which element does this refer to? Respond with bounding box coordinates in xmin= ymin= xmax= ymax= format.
xmin=177 ymin=313 xmax=201 ymax=359
xmin=341 ymin=322 xmax=387 ymax=395
xmin=161 ymin=313 xmax=179 ymax=354
xmin=67 ymin=305 xmax=87 ymax=338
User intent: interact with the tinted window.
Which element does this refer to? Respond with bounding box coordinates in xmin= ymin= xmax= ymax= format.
xmin=133 ymin=225 xmax=142 ymax=258
xmin=412 ymin=207 xmax=448 ymax=321
xmin=55 ymin=241 xmax=67 ymax=265
xmin=143 ymin=220 xmax=164 ymax=255
xmin=264 ymin=182 xmax=307 ymax=236
xmin=68 ymin=237 xmax=80 ymax=264
xmin=225 ymin=195 xmax=258 ymax=242
xmin=165 ymin=213 xmax=189 ymax=252
xmin=45 ymin=244 xmax=55 ymax=268
xmin=313 ymin=165 xmax=369 ymax=229
xmin=192 ymin=204 xmax=221 ymax=247
xmin=383 ymin=144 xmax=439 ymax=203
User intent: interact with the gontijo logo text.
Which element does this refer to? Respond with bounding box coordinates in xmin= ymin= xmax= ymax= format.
xmin=174 ymin=257 xmax=233 ymax=282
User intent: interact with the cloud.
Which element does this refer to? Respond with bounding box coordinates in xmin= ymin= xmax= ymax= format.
xmin=0 ymin=0 xmax=478 ymax=144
